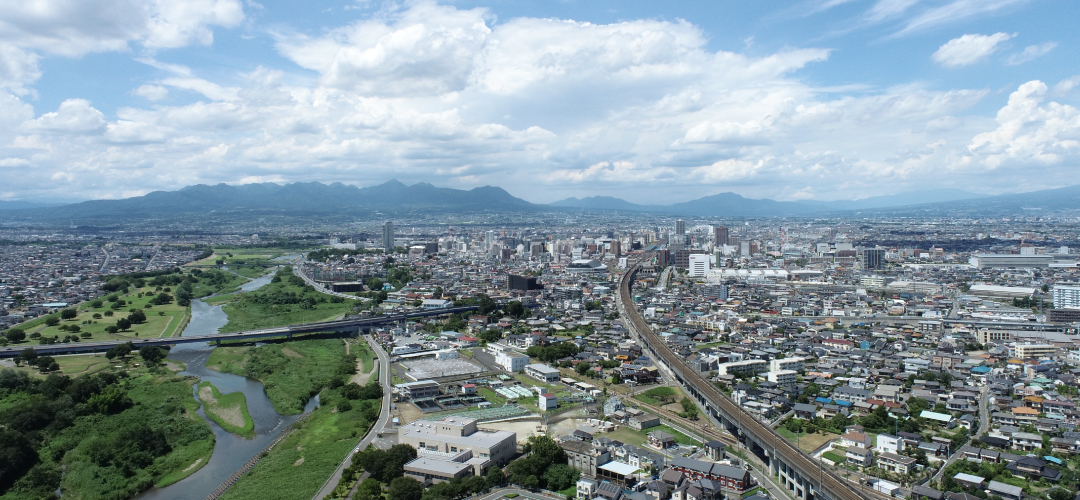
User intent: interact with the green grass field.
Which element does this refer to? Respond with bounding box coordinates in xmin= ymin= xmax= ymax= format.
xmin=634 ymin=386 xmax=680 ymax=406
xmin=217 ymin=399 xmax=376 ymax=500
xmin=206 ymin=339 xmax=350 ymax=415
xmin=10 ymin=287 xmax=190 ymax=344
xmin=198 ymin=381 xmax=255 ymax=438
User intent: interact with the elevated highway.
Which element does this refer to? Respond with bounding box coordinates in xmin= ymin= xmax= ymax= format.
xmin=616 ymin=259 xmax=869 ymax=500
xmin=0 ymin=306 xmax=478 ymax=359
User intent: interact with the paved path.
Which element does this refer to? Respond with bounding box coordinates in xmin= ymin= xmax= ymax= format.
xmin=931 ymin=384 xmax=989 ymax=483
xmin=312 ymin=335 xmax=393 ymax=500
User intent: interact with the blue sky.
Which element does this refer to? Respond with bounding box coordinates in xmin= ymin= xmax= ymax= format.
xmin=1 ymin=0 xmax=1077 ymax=203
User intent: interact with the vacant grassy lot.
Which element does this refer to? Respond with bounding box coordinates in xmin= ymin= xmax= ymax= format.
xmin=635 ymin=386 xmax=681 ymax=406
xmin=603 ymin=424 xmax=697 ymax=448
xmin=206 ymin=338 xmax=352 ymax=415
xmin=198 ymin=381 xmax=255 ymax=438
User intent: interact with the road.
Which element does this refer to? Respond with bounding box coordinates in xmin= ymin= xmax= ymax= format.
xmin=931 ymin=385 xmax=989 ymax=483
xmin=292 ymin=260 xmax=369 ymax=302
xmin=615 ymin=259 xmax=873 ymax=500
xmin=312 ymin=335 xmax=393 ymax=500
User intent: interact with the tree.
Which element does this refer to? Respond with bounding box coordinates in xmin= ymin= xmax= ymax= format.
xmin=485 ymin=465 xmax=506 ymax=489
xmin=60 ymin=309 xmax=77 ymax=320
xmin=45 ymin=317 xmax=60 ymax=327
xmin=36 ymin=356 xmax=58 ymax=372
xmin=139 ymin=346 xmax=167 ymax=366
xmin=1049 ymin=488 xmax=1073 ymax=500
xmin=128 ymin=309 xmax=147 ymax=324
xmin=506 ymin=301 xmax=526 ymax=319
xmin=16 ymin=348 xmax=37 ymax=366
xmin=575 ymin=362 xmax=592 ymax=375
xmin=4 ymin=329 xmax=25 ymax=343
xmin=543 ymin=464 xmax=580 ymax=491
xmin=116 ymin=318 xmax=132 ymax=331
xmin=356 ymin=478 xmax=384 ymax=500
xmin=388 ymin=477 xmax=423 ymax=500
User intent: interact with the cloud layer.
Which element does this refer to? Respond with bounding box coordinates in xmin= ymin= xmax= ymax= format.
xmin=0 ymin=1 xmax=1077 ymax=203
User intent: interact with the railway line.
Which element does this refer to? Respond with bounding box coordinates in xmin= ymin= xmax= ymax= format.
xmin=616 ymin=258 xmax=875 ymax=500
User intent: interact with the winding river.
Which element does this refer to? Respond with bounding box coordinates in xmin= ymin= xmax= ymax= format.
xmin=138 ymin=270 xmax=317 ymax=500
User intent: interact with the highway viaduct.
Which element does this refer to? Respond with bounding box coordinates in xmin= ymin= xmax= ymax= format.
xmin=615 ymin=259 xmax=871 ymax=500
xmin=0 ymin=306 xmax=479 ymax=359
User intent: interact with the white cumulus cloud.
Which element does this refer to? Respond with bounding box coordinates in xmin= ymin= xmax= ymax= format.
xmin=932 ymin=32 xmax=1013 ymax=67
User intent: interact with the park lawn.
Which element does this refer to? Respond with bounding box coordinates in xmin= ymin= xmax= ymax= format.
xmin=14 ymin=286 xmax=190 ymax=346
xmin=216 ymin=284 xmax=354 ymax=334
xmin=9 ymin=353 xmax=116 ymax=379
xmin=206 ymin=339 xmax=350 ymax=415
xmin=217 ymin=399 xmax=378 ymax=500
xmin=198 ymin=381 xmax=255 ymax=438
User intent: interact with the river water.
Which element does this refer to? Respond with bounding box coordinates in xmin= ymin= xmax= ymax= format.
xmin=138 ymin=270 xmax=317 ymax=500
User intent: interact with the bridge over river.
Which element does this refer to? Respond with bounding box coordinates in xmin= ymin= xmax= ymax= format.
xmin=0 ymin=306 xmax=479 ymax=358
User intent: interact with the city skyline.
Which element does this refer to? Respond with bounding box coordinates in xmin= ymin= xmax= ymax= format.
xmin=0 ymin=0 xmax=1077 ymax=204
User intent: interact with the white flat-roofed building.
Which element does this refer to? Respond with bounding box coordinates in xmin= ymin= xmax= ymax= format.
xmin=968 ymin=284 xmax=1037 ymax=299
xmin=404 ymin=455 xmax=476 ymax=484
xmin=399 ymin=416 xmax=517 ymax=470
xmin=770 ymin=357 xmax=805 ymax=372
xmin=539 ymin=393 xmax=558 ymax=411
xmin=688 ymin=254 xmax=710 ymax=277
xmin=969 ymin=254 xmax=1053 ymax=269
xmin=1054 ymin=285 xmax=1080 ymax=309
xmin=766 ymin=370 xmax=797 ymax=390
xmin=495 ymin=349 xmax=529 ymax=372
xmin=525 ymin=363 xmax=561 ymax=383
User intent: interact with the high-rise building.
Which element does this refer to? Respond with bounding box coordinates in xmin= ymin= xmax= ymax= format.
xmin=1054 ymin=285 xmax=1080 ymax=309
xmin=675 ymin=219 xmax=686 ymax=235
xmin=863 ymin=248 xmax=886 ymax=270
xmin=382 ymin=221 xmax=394 ymax=251
xmin=508 ymin=274 xmax=543 ymax=291
xmin=610 ymin=240 xmax=621 ymax=257
xmin=714 ymin=225 xmax=729 ymax=246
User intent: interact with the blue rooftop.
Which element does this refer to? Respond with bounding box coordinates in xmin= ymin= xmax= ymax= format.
xmin=815 ymin=397 xmax=832 ymax=404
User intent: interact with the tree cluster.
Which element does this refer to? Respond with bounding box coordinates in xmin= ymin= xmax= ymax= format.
xmin=505 ymin=435 xmax=578 ymax=490
xmin=525 ymin=342 xmax=580 ymax=363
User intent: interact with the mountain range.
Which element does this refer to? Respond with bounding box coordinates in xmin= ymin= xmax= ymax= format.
xmin=3 ymin=181 xmax=1080 ymax=222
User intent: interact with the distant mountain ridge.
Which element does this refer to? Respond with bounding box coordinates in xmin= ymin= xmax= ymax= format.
xmin=15 ymin=180 xmax=536 ymax=221
xmin=8 ymin=181 xmax=1080 ymax=222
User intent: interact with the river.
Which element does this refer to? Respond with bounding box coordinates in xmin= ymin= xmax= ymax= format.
xmin=138 ymin=270 xmax=317 ymax=500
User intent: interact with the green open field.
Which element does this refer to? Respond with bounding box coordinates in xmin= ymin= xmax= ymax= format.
xmin=217 ymin=398 xmax=378 ymax=500
xmin=205 ymin=338 xmax=352 ymax=415
xmin=634 ymin=386 xmax=681 ymax=406
xmin=212 ymin=267 xmax=356 ymax=333
xmin=8 ymin=287 xmax=190 ymax=344
xmin=198 ymin=381 xmax=255 ymax=438
xmin=8 ymin=353 xmax=116 ymax=379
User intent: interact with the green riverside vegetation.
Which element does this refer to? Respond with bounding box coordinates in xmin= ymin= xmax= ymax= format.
xmin=210 ymin=338 xmax=384 ymax=500
xmin=205 ymin=338 xmax=363 ymax=415
xmin=210 ymin=267 xmax=356 ymax=333
xmin=0 ymin=362 xmax=215 ymax=500
xmin=197 ymin=381 xmax=255 ymax=438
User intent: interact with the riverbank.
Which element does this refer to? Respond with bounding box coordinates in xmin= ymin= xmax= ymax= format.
xmin=210 ymin=267 xmax=357 ymax=333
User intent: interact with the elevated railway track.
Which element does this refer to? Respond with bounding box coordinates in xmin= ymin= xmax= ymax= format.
xmin=616 ymin=258 xmax=874 ymax=500
xmin=0 ymin=306 xmax=478 ymax=359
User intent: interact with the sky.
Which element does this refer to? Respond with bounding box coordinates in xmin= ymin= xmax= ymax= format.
xmin=0 ymin=0 xmax=1078 ymax=204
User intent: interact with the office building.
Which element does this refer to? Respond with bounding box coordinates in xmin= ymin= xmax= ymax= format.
xmin=688 ymin=253 xmax=710 ymax=277
xmin=525 ymin=363 xmax=561 ymax=383
xmin=673 ymin=249 xmax=707 ymax=269
xmin=508 ymin=274 xmax=542 ymax=291
xmin=714 ymin=225 xmax=728 ymax=246
xmin=1054 ymin=285 xmax=1080 ymax=309
xmin=610 ymin=240 xmax=621 ymax=257
xmin=382 ymin=221 xmax=394 ymax=251
xmin=495 ymin=348 xmax=529 ymax=372
xmin=863 ymin=248 xmax=885 ymax=270
xmin=675 ymin=219 xmax=685 ymax=235
xmin=1015 ymin=344 xmax=1059 ymax=359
